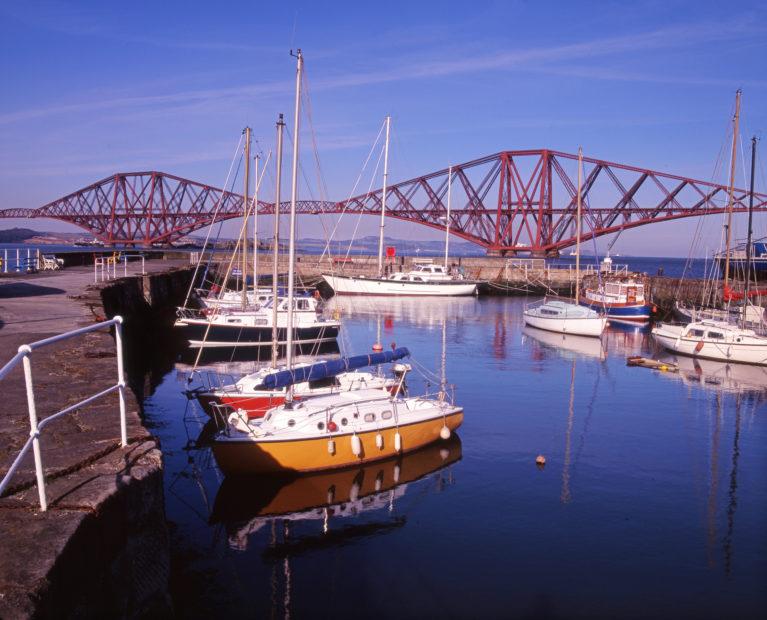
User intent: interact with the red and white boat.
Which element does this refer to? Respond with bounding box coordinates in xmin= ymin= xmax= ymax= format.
xmin=192 ymin=351 xmax=404 ymax=419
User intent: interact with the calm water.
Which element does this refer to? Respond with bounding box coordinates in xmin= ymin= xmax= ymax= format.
xmin=143 ymin=297 xmax=767 ymax=619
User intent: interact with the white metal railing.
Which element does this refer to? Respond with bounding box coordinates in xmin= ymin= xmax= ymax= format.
xmin=0 ymin=316 xmax=127 ymax=511
xmin=94 ymin=253 xmax=146 ymax=282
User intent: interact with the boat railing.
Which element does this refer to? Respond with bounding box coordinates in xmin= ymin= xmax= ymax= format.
xmin=0 ymin=317 xmax=127 ymax=511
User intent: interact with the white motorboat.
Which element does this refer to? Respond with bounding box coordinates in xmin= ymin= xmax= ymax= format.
xmin=651 ymin=319 xmax=767 ymax=366
xmin=523 ymin=299 xmax=607 ymax=337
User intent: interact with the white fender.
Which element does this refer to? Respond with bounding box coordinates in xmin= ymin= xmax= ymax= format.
xmin=327 ymin=438 xmax=336 ymax=455
xmin=351 ymin=434 xmax=362 ymax=457
xmin=350 ymin=481 xmax=360 ymax=502
xmin=375 ymin=433 xmax=384 ymax=449
xmin=440 ymin=425 xmax=451 ymax=440
xmin=394 ymin=431 xmax=402 ymax=453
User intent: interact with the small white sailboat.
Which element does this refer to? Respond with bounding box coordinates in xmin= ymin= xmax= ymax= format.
xmin=212 ymin=51 xmax=463 ymax=476
xmin=174 ymin=123 xmax=341 ymax=350
xmin=523 ymin=147 xmax=607 ymax=337
xmin=322 ymin=127 xmax=477 ymax=297
xmin=653 ymin=92 xmax=767 ymax=366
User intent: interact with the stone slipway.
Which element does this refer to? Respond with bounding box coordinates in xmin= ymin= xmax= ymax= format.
xmin=0 ymin=261 xmax=191 ymax=618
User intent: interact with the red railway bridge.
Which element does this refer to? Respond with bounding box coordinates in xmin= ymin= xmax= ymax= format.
xmin=2 ymin=149 xmax=765 ymax=255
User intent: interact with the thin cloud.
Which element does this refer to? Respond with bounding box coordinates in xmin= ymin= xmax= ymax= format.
xmin=1 ymin=18 xmax=763 ymax=126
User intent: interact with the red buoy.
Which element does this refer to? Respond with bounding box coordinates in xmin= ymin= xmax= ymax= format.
xmin=328 ymin=421 xmax=338 ymax=432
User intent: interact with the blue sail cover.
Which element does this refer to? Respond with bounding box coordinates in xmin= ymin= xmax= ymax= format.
xmin=260 ymin=347 xmax=410 ymax=390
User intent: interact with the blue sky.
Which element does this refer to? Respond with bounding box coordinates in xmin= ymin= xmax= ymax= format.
xmin=1 ymin=0 xmax=766 ymax=256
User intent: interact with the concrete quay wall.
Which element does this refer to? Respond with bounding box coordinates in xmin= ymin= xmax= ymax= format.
xmin=0 ymin=262 xmax=193 ymax=618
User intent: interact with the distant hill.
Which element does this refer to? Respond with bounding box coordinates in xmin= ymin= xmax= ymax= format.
xmin=296 ymin=235 xmax=484 ymax=256
xmin=0 ymin=227 xmax=40 ymax=243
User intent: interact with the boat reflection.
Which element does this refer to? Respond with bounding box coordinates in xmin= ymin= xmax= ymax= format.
xmin=522 ymin=325 xmax=607 ymax=361
xmin=328 ymin=295 xmax=480 ymax=326
xmin=210 ymin=435 xmax=462 ymax=552
xmin=661 ymin=355 xmax=767 ymax=396
xmin=602 ymin=322 xmax=652 ymax=358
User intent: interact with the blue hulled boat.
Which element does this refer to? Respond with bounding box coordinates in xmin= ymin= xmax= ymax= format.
xmin=580 ymin=277 xmax=655 ymax=323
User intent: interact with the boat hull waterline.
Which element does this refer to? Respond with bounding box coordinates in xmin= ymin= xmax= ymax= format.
xmin=212 ymin=410 xmax=464 ymax=474
xmin=580 ymin=300 xmax=652 ymax=323
xmin=175 ymin=320 xmax=340 ymax=348
xmin=322 ymin=274 xmax=477 ymax=297
xmin=652 ymin=324 xmax=767 ymax=366
xmin=523 ymin=313 xmax=607 ymax=337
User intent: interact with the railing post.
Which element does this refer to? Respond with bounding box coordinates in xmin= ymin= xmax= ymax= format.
xmin=113 ymin=316 xmax=128 ymax=447
xmin=20 ymin=346 xmax=47 ymax=511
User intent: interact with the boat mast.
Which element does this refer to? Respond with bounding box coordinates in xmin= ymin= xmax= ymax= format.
xmin=377 ymin=115 xmax=391 ymax=277
xmin=743 ymin=136 xmax=757 ymax=323
xmin=272 ymin=114 xmax=285 ymax=368
xmin=444 ymin=165 xmax=453 ymax=270
xmin=253 ymin=154 xmax=259 ymax=295
xmin=285 ymin=49 xmax=303 ymax=403
xmin=575 ymin=147 xmax=583 ymax=304
xmin=242 ymin=127 xmax=251 ymax=309
xmin=723 ymin=89 xmax=742 ymax=292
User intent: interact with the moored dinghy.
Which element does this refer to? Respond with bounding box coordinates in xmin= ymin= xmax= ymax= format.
xmin=523 ymin=299 xmax=607 ymax=337
xmin=522 ymin=147 xmax=607 ymax=338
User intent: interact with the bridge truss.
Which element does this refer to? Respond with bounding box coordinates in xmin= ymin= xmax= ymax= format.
xmin=2 ymin=150 xmax=765 ymax=254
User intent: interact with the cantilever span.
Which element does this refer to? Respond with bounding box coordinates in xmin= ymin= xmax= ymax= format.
xmin=2 ymin=150 xmax=765 ymax=254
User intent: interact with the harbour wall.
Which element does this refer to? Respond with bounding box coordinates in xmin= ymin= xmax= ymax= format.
xmin=0 ymin=262 xmax=193 ymax=618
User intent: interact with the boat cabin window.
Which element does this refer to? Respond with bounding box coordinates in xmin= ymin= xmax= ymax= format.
xmin=686 ymin=329 xmax=705 ymax=337
xmin=605 ymin=284 xmax=621 ymax=295
xmin=317 ymin=422 xmax=325 ymax=430
xmin=341 ymin=417 xmax=348 ymax=426
xmin=295 ymin=299 xmax=310 ymax=311
xmin=287 ymin=419 xmax=295 ymax=427
xmin=541 ymin=309 xmax=559 ymax=316
xmin=381 ymin=410 xmax=392 ymax=420
xmin=226 ymin=318 xmax=242 ymax=324
xmin=707 ymin=331 xmax=725 ymax=340
xmin=308 ymin=377 xmax=340 ymax=389
xmin=364 ymin=413 xmax=375 ymax=422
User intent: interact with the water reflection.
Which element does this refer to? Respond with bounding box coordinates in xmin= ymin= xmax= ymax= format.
xmin=649 ymin=355 xmax=767 ymax=397
xmin=328 ymin=295 xmax=480 ymax=325
xmin=210 ymin=436 xmax=462 ymax=552
xmin=141 ymin=296 xmax=767 ymax=617
xmin=522 ymin=326 xmax=608 ymax=361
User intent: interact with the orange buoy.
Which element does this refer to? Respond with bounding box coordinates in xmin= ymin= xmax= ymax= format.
xmin=535 ymin=454 xmax=546 ymax=468
xmin=372 ymin=342 xmax=384 ymax=352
